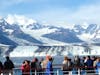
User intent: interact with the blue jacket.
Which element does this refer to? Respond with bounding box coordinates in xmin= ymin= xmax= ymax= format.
xmin=45 ymin=61 xmax=53 ymax=75
xmin=96 ymin=62 xmax=100 ymax=73
xmin=86 ymin=59 xmax=93 ymax=67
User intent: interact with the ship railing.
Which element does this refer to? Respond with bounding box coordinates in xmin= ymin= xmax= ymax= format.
xmin=1 ymin=65 xmax=100 ymax=75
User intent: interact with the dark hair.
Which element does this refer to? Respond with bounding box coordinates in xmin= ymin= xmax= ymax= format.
xmin=27 ymin=60 xmax=30 ymax=64
xmin=87 ymin=56 xmax=90 ymax=59
xmin=49 ymin=57 xmax=53 ymax=62
xmin=23 ymin=60 xmax=30 ymax=64
xmin=35 ymin=58 xmax=38 ymax=62
xmin=6 ymin=56 xmax=9 ymax=60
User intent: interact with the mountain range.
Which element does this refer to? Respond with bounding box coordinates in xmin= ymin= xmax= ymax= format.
xmin=0 ymin=15 xmax=100 ymax=56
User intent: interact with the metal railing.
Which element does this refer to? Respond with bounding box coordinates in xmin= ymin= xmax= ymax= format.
xmin=12 ymin=68 xmax=100 ymax=75
xmin=0 ymin=70 xmax=13 ymax=75
xmin=1 ymin=66 xmax=100 ymax=75
xmin=0 ymin=69 xmax=100 ymax=75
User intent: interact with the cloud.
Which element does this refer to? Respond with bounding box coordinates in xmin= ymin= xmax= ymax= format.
xmin=0 ymin=0 xmax=100 ymax=25
xmin=70 ymin=4 xmax=100 ymax=24
xmin=0 ymin=0 xmax=32 ymax=9
xmin=27 ymin=1 xmax=100 ymax=25
xmin=45 ymin=3 xmax=100 ymax=25
xmin=31 ymin=3 xmax=100 ymax=25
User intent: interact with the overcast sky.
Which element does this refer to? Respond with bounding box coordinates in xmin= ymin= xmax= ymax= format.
xmin=0 ymin=0 xmax=100 ymax=25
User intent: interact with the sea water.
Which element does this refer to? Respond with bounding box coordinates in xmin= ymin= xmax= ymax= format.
xmin=0 ymin=56 xmax=64 ymax=65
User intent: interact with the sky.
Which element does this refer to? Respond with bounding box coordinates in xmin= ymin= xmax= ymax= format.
xmin=0 ymin=0 xmax=100 ymax=26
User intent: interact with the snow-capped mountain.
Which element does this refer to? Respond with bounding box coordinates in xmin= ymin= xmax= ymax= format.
xmin=5 ymin=15 xmax=36 ymax=26
xmin=5 ymin=15 xmax=44 ymax=30
xmin=0 ymin=16 xmax=42 ymax=46
xmin=73 ymin=24 xmax=100 ymax=42
xmin=0 ymin=15 xmax=100 ymax=45
xmin=0 ymin=15 xmax=100 ymax=56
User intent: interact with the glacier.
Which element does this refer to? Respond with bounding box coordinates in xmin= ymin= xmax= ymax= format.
xmin=9 ymin=45 xmax=100 ymax=57
xmin=0 ymin=15 xmax=100 ymax=57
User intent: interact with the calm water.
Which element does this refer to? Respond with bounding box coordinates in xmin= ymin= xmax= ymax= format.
xmin=0 ymin=56 xmax=64 ymax=66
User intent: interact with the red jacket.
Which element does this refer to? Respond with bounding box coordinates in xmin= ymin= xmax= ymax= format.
xmin=21 ymin=64 xmax=30 ymax=75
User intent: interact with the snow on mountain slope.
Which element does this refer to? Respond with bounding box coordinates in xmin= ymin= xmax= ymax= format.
xmin=1 ymin=15 xmax=100 ymax=44
xmin=21 ymin=27 xmax=67 ymax=44
xmin=4 ymin=29 xmax=14 ymax=35
xmin=73 ymin=24 xmax=100 ymax=42
xmin=7 ymin=36 xmax=35 ymax=45
xmin=21 ymin=27 xmax=57 ymax=37
xmin=0 ymin=15 xmax=100 ymax=57
xmin=0 ymin=18 xmax=4 ymax=23
xmin=0 ymin=18 xmax=42 ymax=46
xmin=81 ymin=22 xmax=89 ymax=29
xmin=77 ymin=33 xmax=94 ymax=41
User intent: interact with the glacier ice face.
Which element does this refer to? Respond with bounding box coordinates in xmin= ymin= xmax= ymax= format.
xmin=10 ymin=46 xmax=38 ymax=57
xmin=9 ymin=45 xmax=100 ymax=57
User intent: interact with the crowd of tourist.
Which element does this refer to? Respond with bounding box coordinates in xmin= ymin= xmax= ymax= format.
xmin=61 ymin=56 xmax=100 ymax=75
xmin=0 ymin=55 xmax=100 ymax=75
xmin=21 ymin=55 xmax=53 ymax=75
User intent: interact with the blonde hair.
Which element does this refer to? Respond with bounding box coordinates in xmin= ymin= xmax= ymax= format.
xmin=64 ymin=56 xmax=68 ymax=60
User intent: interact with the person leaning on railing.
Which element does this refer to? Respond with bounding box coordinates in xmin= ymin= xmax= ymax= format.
xmin=41 ymin=55 xmax=51 ymax=73
xmin=61 ymin=56 xmax=71 ymax=75
xmin=31 ymin=58 xmax=42 ymax=75
xmin=95 ymin=57 xmax=100 ymax=74
xmin=0 ymin=61 xmax=3 ymax=74
xmin=73 ymin=56 xmax=81 ymax=74
xmin=21 ymin=60 xmax=30 ymax=75
xmin=45 ymin=56 xmax=53 ymax=75
xmin=3 ymin=56 xmax=14 ymax=75
xmin=84 ymin=56 xmax=94 ymax=74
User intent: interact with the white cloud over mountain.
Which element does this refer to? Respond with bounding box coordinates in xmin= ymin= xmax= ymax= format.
xmin=5 ymin=14 xmax=37 ymax=25
xmin=0 ymin=0 xmax=100 ymax=26
xmin=71 ymin=4 xmax=100 ymax=24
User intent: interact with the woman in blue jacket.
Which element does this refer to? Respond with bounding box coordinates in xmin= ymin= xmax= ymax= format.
xmin=96 ymin=57 xmax=100 ymax=75
xmin=45 ymin=56 xmax=53 ymax=75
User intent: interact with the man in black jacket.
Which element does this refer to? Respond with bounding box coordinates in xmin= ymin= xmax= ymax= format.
xmin=4 ymin=56 xmax=14 ymax=75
